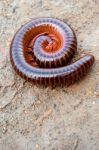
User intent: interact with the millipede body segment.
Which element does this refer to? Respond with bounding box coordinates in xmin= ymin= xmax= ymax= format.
xmin=10 ymin=18 xmax=95 ymax=86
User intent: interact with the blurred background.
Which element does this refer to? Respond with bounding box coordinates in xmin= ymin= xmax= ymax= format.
xmin=0 ymin=0 xmax=99 ymax=150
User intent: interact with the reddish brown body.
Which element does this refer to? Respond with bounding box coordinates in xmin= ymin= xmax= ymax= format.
xmin=10 ymin=18 xmax=95 ymax=86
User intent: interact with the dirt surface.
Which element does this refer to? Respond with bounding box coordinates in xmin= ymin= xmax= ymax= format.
xmin=0 ymin=0 xmax=99 ymax=150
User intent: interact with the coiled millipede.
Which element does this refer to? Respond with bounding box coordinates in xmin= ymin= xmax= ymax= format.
xmin=10 ymin=18 xmax=95 ymax=86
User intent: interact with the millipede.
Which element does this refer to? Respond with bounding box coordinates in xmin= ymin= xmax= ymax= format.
xmin=10 ymin=17 xmax=95 ymax=86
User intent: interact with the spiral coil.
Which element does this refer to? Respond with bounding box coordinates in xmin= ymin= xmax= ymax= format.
xmin=10 ymin=18 xmax=95 ymax=86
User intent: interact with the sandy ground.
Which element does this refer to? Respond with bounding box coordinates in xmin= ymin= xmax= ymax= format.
xmin=0 ymin=0 xmax=99 ymax=150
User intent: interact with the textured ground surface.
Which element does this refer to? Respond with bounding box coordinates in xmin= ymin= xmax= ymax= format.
xmin=0 ymin=0 xmax=99 ymax=150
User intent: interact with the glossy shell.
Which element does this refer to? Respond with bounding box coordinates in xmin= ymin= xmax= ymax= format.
xmin=10 ymin=18 xmax=95 ymax=86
